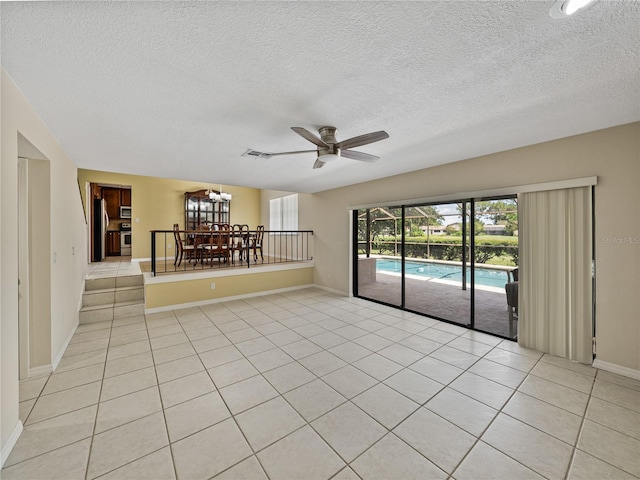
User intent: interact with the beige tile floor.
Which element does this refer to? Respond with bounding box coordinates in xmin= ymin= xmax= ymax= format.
xmin=358 ymin=274 xmax=516 ymax=339
xmin=3 ymin=272 xmax=640 ymax=479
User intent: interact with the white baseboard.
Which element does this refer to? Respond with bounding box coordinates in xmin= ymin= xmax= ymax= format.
xmin=28 ymin=364 xmax=53 ymax=378
xmin=133 ymin=257 xmax=171 ymax=263
xmin=314 ymin=284 xmax=350 ymax=296
xmin=52 ymin=319 xmax=79 ymax=372
xmin=1 ymin=420 xmax=23 ymax=467
xmin=592 ymin=359 xmax=640 ymax=381
xmin=145 ymin=283 xmax=316 ymax=314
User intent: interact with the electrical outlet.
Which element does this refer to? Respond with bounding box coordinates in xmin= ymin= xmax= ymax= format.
xmin=210 ymin=282 xmax=216 ymax=290
xmin=167 ymin=244 xmax=172 ymax=249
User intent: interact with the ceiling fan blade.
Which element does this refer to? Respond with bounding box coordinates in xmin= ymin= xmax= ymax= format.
xmin=268 ymin=150 xmax=318 ymax=157
xmin=335 ymin=130 xmax=389 ymax=150
xmin=340 ymin=149 xmax=380 ymax=163
xmin=312 ymin=158 xmax=326 ymax=169
xmin=291 ymin=127 xmax=328 ymax=148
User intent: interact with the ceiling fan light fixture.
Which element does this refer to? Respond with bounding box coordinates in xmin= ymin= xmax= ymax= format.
xmin=550 ymin=0 xmax=598 ymax=18
xmin=321 ymin=153 xmax=340 ymax=163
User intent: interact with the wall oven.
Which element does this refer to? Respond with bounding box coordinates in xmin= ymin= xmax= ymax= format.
xmin=120 ymin=223 xmax=132 ymax=256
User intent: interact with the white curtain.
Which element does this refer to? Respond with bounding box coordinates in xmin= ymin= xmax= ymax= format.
xmin=519 ymin=186 xmax=593 ymax=364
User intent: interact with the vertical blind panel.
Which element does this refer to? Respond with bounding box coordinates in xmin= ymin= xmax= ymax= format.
xmin=282 ymin=194 xmax=298 ymax=230
xmin=270 ymin=194 xmax=298 ymax=231
xmin=269 ymin=198 xmax=281 ymax=230
xmin=519 ymin=186 xmax=593 ymax=364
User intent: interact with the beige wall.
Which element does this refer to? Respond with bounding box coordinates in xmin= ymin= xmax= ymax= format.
xmin=77 ymin=170 xmax=261 ymax=259
xmin=146 ymin=267 xmax=314 ymax=309
xmin=306 ymin=123 xmax=640 ymax=371
xmin=1 ymin=69 xmax=88 ymax=457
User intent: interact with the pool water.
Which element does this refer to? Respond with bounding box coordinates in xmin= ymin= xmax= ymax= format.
xmin=376 ymin=259 xmax=509 ymax=288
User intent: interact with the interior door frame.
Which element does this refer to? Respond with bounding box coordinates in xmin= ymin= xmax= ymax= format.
xmin=18 ymin=157 xmax=30 ymax=379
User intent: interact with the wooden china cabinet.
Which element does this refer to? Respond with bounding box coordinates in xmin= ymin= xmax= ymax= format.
xmin=184 ymin=189 xmax=230 ymax=233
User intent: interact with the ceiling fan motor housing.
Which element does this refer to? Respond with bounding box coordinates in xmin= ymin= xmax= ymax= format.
xmin=318 ymin=126 xmax=340 ymax=160
xmin=318 ymin=126 xmax=338 ymax=144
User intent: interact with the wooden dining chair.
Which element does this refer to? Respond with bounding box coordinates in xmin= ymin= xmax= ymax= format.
xmin=173 ymin=224 xmax=195 ymax=267
xmin=231 ymin=224 xmax=250 ymax=264
xmin=200 ymin=226 xmax=230 ymax=266
xmin=252 ymin=225 xmax=265 ymax=262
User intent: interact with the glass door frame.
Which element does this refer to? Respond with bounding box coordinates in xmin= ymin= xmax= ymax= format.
xmin=353 ymin=193 xmax=518 ymax=341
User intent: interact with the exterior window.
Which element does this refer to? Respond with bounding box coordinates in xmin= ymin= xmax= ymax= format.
xmin=270 ymin=194 xmax=298 ymax=231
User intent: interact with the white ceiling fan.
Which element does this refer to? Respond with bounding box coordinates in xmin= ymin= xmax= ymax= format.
xmin=243 ymin=126 xmax=389 ymax=169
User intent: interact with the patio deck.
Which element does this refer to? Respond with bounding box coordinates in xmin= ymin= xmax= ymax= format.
xmin=358 ymin=272 xmax=516 ymax=339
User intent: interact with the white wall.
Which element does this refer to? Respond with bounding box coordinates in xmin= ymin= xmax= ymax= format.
xmin=306 ymin=123 xmax=640 ymax=373
xmin=1 ymin=69 xmax=87 ymax=462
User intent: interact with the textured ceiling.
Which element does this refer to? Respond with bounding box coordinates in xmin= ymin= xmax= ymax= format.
xmin=1 ymin=1 xmax=639 ymax=193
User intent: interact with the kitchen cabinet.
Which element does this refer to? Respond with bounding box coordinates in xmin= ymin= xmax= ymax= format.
xmin=184 ymin=189 xmax=230 ymax=232
xmin=106 ymin=231 xmax=121 ymax=256
xmin=102 ymin=188 xmax=121 ymax=220
xmin=121 ymin=189 xmax=131 ymax=206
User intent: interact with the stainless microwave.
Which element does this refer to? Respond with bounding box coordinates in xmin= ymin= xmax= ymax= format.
xmin=120 ymin=206 xmax=132 ymax=218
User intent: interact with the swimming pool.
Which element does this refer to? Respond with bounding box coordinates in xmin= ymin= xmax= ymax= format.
xmin=376 ymin=259 xmax=509 ymax=289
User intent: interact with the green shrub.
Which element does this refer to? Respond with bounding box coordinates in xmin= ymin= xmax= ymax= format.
xmin=373 ymin=235 xmax=518 ymax=265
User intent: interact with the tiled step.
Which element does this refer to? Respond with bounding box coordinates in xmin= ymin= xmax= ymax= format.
xmin=82 ymin=286 xmax=144 ymax=307
xmin=79 ymin=304 xmax=115 ymax=324
xmin=80 ymin=274 xmax=145 ymax=324
xmin=79 ymin=300 xmax=145 ymax=324
xmin=85 ymin=274 xmax=143 ymax=291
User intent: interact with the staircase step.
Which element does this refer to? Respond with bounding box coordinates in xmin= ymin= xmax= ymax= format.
xmin=82 ymin=290 xmax=115 ymax=308
xmin=85 ymin=277 xmax=116 ymax=291
xmin=82 ymin=285 xmax=144 ymax=307
xmin=114 ymin=300 xmax=145 ymax=319
xmin=79 ymin=299 xmax=145 ymax=324
xmin=85 ymin=274 xmax=143 ymax=291
xmin=79 ymin=304 xmax=114 ymax=324
xmin=116 ymin=275 xmax=144 ymax=288
xmin=115 ymin=286 xmax=144 ymax=304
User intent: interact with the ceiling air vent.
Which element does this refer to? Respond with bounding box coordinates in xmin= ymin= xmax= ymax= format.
xmin=241 ymin=149 xmax=273 ymax=159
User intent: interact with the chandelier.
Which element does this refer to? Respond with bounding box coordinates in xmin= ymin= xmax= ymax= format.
xmin=206 ymin=185 xmax=232 ymax=202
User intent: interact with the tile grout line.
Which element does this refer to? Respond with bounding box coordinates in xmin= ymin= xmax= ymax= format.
xmin=83 ymin=317 xmax=114 ymax=480
xmin=563 ymin=367 xmax=598 ymax=480
xmin=145 ymin=309 xmax=181 ymax=480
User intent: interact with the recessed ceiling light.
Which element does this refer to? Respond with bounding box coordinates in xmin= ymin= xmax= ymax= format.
xmin=550 ymin=0 xmax=598 ymax=19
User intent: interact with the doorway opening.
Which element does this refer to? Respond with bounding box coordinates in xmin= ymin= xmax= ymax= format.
xmin=17 ymin=133 xmax=52 ymax=379
xmin=89 ymin=183 xmax=132 ymax=262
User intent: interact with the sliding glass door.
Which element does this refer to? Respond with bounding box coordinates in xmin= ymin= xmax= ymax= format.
xmin=472 ymin=198 xmax=519 ymax=338
xmin=356 ymin=206 xmax=403 ymax=307
xmin=403 ymin=203 xmax=470 ymax=326
xmin=354 ymin=196 xmax=519 ymax=340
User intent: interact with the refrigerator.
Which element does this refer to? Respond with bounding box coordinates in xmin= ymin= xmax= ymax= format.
xmin=93 ymin=198 xmax=109 ymax=262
